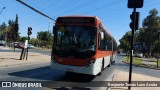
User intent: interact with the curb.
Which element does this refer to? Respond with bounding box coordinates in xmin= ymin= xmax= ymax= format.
xmin=122 ymin=60 xmax=160 ymax=70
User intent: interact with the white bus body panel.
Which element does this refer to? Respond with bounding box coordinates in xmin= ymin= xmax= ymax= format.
xmin=50 ymin=55 xmax=111 ymax=75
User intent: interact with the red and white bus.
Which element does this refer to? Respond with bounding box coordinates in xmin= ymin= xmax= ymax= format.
xmin=51 ymin=16 xmax=117 ymax=75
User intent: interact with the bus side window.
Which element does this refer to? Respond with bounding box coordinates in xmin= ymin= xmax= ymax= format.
xmin=107 ymin=37 xmax=112 ymax=51
xmin=105 ymin=44 xmax=108 ymax=50
xmin=98 ymin=24 xmax=106 ymax=50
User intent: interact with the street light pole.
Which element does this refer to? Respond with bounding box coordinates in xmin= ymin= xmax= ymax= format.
xmin=48 ymin=20 xmax=53 ymax=32
xmin=0 ymin=7 xmax=6 ymax=14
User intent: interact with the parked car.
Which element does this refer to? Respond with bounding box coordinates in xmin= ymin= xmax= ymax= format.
xmin=136 ymin=53 xmax=143 ymax=58
xmin=0 ymin=40 xmax=5 ymax=46
xmin=27 ymin=44 xmax=34 ymax=49
xmin=13 ymin=42 xmax=24 ymax=49
xmin=14 ymin=42 xmax=19 ymax=48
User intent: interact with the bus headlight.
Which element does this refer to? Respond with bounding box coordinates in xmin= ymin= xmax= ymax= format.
xmin=85 ymin=59 xmax=95 ymax=67
xmin=51 ymin=56 xmax=58 ymax=63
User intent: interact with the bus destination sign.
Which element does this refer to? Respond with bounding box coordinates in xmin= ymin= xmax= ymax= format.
xmin=56 ymin=17 xmax=96 ymax=24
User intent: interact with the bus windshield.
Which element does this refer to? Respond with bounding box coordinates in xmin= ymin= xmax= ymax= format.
xmin=53 ymin=26 xmax=96 ymax=58
xmin=55 ymin=26 xmax=96 ymax=52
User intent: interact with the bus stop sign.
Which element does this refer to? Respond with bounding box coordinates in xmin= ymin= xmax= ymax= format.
xmin=128 ymin=0 xmax=143 ymax=8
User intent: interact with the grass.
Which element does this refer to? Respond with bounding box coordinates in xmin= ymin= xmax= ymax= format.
xmin=123 ymin=56 xmax=143 ymax=65
xmin=146 ymin=58 xmax=160 ymax=68
xmin=153 ymin=59 xmax=160 ymax=68
xmin=123 ymin=56 xmax=160 ymax=69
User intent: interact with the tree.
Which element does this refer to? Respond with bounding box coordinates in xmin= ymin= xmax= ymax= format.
xmin=19 ymin=36 xmax=28 ymax=42
xmin=37 ymin=31 xmax=53 ymax=48
xmin=142 ymin=8 xmax=160 ymax=56
xmin=0 ymin=22 xmax=7 ymax=40
xmin=29 ymin=38 xmax=39 ymax=46
xmin=15 ymin=14 xmax=19 ymax=40
xmin=119 ymin=31 xmax=131 ymax=53
xmin=6 ymin=14 xmax=20 ymax=43
xmin=7 ymin=20 xmax=15 ymax=42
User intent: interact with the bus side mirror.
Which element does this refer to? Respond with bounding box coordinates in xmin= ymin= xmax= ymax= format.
xmin=53 ymin=26 xmax=56 ymax=35
xmin=99 ymin=31 xmax=104 ymax=40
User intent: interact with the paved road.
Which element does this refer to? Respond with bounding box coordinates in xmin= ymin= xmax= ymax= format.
xmin=0 ymin=47 xmax=160 ymax=90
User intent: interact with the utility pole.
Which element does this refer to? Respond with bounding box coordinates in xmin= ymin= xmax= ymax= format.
xmin=127 ymin=0 xmax=143 ymax=90
xmin=0 ymin=7 xmax=6 ymax=14
xmin=48 ymin=20 xmax=53 ymax=32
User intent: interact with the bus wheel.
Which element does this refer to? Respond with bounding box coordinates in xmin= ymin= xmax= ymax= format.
xmin=65 ymin=71 xmax=73 ymax=76
xmin=112 ymin=61 xmax=115 ymax=64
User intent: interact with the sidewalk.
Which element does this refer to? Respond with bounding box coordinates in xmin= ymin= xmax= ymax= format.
xmin=0 ymin=48 xmax=50 ymax=68
xmin=0 ymin=46 xmax=11 ymax=50
xmin=110 ymin=69 xmax=160 ymax=90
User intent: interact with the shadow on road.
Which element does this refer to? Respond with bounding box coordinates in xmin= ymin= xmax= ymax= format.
xmin=57 ymin=71 xmax=95 ymax=82
xmin=8 ymin=66 xmax=95 ymax=82
xmin=8 ymin=66 xmax=95 ymax=90
xmin=8 ymin=66 xmax=63 ymax=80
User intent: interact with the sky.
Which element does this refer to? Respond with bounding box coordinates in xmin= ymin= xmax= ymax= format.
xmin=0 ymin=0 xmax=160 ymax=45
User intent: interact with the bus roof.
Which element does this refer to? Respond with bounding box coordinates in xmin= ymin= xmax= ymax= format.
xmin=57 ymin=15 xmax=96 ymax=18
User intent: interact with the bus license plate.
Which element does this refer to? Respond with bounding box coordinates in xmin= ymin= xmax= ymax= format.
xmin=66 ymin=68 xmax=73 ymax=72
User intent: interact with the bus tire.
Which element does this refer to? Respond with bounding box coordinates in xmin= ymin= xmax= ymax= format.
xmin=112 ymin=60 xmax=115 ymax=64
xmin=65 ymin=71 xmax=72 ymax=76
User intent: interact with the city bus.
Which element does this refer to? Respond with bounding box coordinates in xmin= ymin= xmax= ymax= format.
xmin=51 ymin=16 xmax=117 ymax=75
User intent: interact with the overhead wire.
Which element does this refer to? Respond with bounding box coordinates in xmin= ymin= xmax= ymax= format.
xmin=49 ymin=0 xmax=84 ymax=16
xmin=19 ymin=0 xmax=122 ymax=34
xmin=18 ymin=1 xmax=123 ymax=27
xmin=42 ymin=0 xmax=61 ymax=11
xmin=19 ymin=0 xmax=71 ymax=27
xmin=46 ymin=0 xmax=77 ymax=15
xmin=83 ymin=0 xmax=119 ymax=14
xmin=19 ymin=0 xmax=93 ymax=26
xmin=19 ymin=0 xmax=82 ymax=30
xmin=18 ymin=0 xmax=159 ymax=37
xmin=27 ymin=0 xmax=44 ymax=11
xmin=54 ymin=0 xmax=99 ymax=16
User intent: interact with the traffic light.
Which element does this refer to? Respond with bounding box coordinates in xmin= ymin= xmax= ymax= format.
xmin=129 ymin=12 xmax=139 ymax=30
xmin=28 ymin=27 xmax=32 ymax=35
xmin=130 ymin=12 xmax=134 ymax=30
xmin=128 ymin=0 xmax=144 ymax=8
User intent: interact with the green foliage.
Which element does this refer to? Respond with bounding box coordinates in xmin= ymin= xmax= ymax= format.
xmin=0 ymin=14 xmax=20 ymax=43
xmin=142 ymin=8 xmax=160 ymax=55
xmin=37 ymin=31 xmax=53 ymax=48
xmin=119 ymin=8 xmax=160 ymax=56
xmin=29 ymin=38 xmax=39 ymax=46
xmin=19 ymin=36 xmax=28 ymax=42
xmin=118 ymin=31 xmax=131 ymax=52
xmin=0 ymin=22 xmax=7 ymax=40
